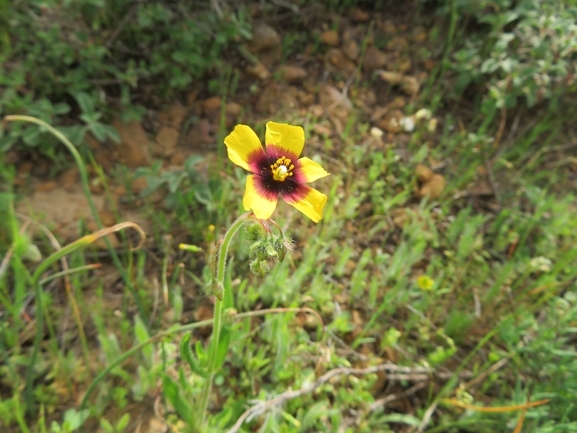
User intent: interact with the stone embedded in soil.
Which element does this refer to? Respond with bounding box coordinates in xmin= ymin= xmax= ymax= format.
xmin=112 ymin=118 xmax=151 ymax=168
xmin=35 ymin=180 xmax=58 ymax=193
xmin=321 ymin=29 xmax=340 ymax=46
xmin=386 ymin=36 xmax=409 ymax=52
xmin=378 ymin=109 xmax=404 ymax=133
xmin=342 ymin=39 xmax=360 ymax=61
xmin=17 ymin=188 xmax=107 ymax=241
xmin=416 ymin=164 xmax=434 ymax=183
xmin=319 ymin=84 xmax=352 ymax=112
xmin=325 ymin=48 xmax=356 ymax=74
xmin=256 ymin=83 xmax=298 ymax=115
xmin=276 ymin=65 xmax=308 ymax=83
xmin=187 ymin=118 xmax=217 ymax=147
xmin=155 ymin=126 xmax=180 ymax=155
xmin=158 ymin=103 xmax=187 ymax=128
xmin=202 ymin=96 xmax=222 ymax=113
xmin=131 ymin=177 xmax=148 ymax=195
xmin=246 ymin=62 xmax=271 ymax=80
xmin=225 ymin=102 xmax=242 ymax=117
xmin=246 ymin=22 xmax=281 ymax=54
xmin=417 ymin=174 xmax=445 ymax=199
xmin=377 ymin=70 xmax=404 ymax=85
xmin=363 ymin=46 xmax=391 ymax=72
xmin=59 ymin=167 xmax=79 ymax=192
xmin=351 ymin=8 xmax=370 ymax=22
xmin=401 ymin=75 xmax=420 ymax=96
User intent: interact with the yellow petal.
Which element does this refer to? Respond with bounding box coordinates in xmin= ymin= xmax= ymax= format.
xmin=285 ymin=186 xmax=327 ymax=223
xmin=243 ymin=175 xmax=278 ymax=220
xmin=297 ymin=157 xmax=330 ymax=183
xmin=265 ymin=121 xmax=305 ymax=158
xmin=224 ymin=125 xmax=265 ymax=172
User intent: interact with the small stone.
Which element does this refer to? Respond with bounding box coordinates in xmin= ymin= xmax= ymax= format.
xmin=309 ymin=104 xmax=324 ymax=117
xmin=401 ymin=76 xmax=420 ymax=96
xmin=59 ymin=167 xmax=79 ymax=192
xmin=342 ymin=40 xmax=360 ymax=61
xmin=415 ymin=164 xmax=434 ymax=183
xmin=256 ymin=83 xmax=298 ymax=115
xmin=98 ymin=211 xmax=116 ymax=227
xmin=370 ymin=127 xmax=383 ymax=138
xmin=386 ymin=36 xmax=409 ymax=52
xmin=159 ymin=103 xmax=187 ymax=128
xmin=391 ymin=208 xmax=408 ymax=229
xmin=131 ymin=177 xmax=148 ymax=195
xmin=203 ymin=96 xmax=222 ymax=113
xmin=112 ymin=118 xmax=151 ymax=168
xmin=170 ymin=153 xmax=186 ymax=165
xmin=312 ymin=124 xmax=332 ymax=136
xmin=351 ymin=8 xmax=370 ymax=22
xmin=418 ymin=174 xmax=445 ymax=199
xmin=246 ymin=22 xmax=281 ymax=54
xmin=321 ymin=30 xmax=340 ymax=47
xmin=277 ymin=65 xmax=308 ymax=83
xmin=382 ymin=20 xmax=397 ymax=35
xmin=378 ymin=109 xmax=404 ymax=133
xmin=225 ymin=102 xmax=242 ymax=116
xmin=413 ymin=28 xmax=428 ymax=43
xmin=363 ymin=46 xmax=391 ymax=72
xmin=186 ymin=90 xmax=198 ymax=106
xmin=398 ymin=58 xmax=412 ymax=73
xmin=35 ymin=181 xmax=58 ymax=193
xmin=378 ymin=70 xmax=405 ymax=85
xmin=155 ymin=127 xmax=179 ymax=155
xmin=319 ymin=84 xmax=352 ymax=112
xmin=326 ymin=48 xmax=356 ymax=74
xmin=246 ymin=62 xmax=271 ymax=80
xmin=400 ymin=115 xmax=416 ymax=132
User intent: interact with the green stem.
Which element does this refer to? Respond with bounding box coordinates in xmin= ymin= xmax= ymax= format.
xmin=198 ymin=212 xmax=252 ymax=430
xmin=23 ymin=222 xmax=144 ymax=411
xmin=2 ymin=116 xmax=147 ymax=323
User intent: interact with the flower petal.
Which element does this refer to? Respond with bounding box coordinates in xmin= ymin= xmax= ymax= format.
xmin=243 ymin=175 xmax=278 ymax=220
xmin=224 ymin=125 xmax=266 ymax=173
xmin=297 ymin=157 xmax=330 ymax=183
xmin=265 ymin=121 xmax=305 ymax=158
xmin=284 ymin=185 xmax=327 ymax=223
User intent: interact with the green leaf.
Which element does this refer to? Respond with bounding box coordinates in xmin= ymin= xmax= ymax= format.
xmin=116 ymin=413 xmax=130 ymax=431
xmin=53 ymin=102 xmax=71 ymax=115
xmin=179 ymin=333 xmax=209 ymax=378
xmin=89 ymin=122 xmax=107 ymax=142
xmin=134 ymin=316 xmax=153 ymax=366
xmin=104 ymin=124 xmax=121 ymax=143
xmin=99 ymin=419 xmax=114 ymax=433
xmin=214 ymin=326 xmax=231 ymax=370
xmin=379 ymin=413 xmax=421 ymax=426
xmin=161 ymin=374 xmax=194 ymax=425
xmin=74 ymin=92 xmax=95 ymax=114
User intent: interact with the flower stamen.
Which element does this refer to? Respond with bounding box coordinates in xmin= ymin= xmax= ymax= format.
xmin=271 ymin=156 xmax=294 ymax=181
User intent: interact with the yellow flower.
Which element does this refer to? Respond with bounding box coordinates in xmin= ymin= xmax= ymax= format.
xmin=224 ymin=121 xmax=330 ymax=222
xmin=417 ymin=275 xmax=435 ymax=291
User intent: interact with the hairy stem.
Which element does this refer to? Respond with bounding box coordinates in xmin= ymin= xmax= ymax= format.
xmin=198 ymin=212 xmax=252 ymax=430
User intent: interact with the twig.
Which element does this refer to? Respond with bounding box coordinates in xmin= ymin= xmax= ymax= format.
xmin=227 ymin=363 xmax=472 ymax=433
xmin=227 ymin=364 xmax=393 ymax=433
xmin=368 ymin=381 xmax=428 ymax=412
xmin=416 ymin=401 xmax=439 ymax=433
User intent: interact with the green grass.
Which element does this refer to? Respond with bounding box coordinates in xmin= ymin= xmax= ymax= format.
xmin=2 ymin=1 xmax=577 ymax=432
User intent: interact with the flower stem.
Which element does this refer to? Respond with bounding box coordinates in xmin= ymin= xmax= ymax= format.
xmin=198 ymin=212 xmax=253 ymax=429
